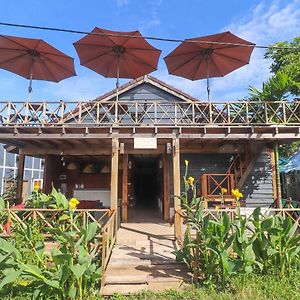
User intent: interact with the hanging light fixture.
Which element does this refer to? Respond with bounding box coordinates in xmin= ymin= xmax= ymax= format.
xmin=83 ymin=164 xmax=94 ymax=174
xmin=101 ymin=165 xmax=111 ymax=174
xmin=67 ymin=162 xmax=78 ymax=170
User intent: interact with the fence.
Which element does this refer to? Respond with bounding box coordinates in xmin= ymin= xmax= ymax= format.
xmin=0 ymin=100 xmax=299 ymax=127
xmin=0 ymin=208 xmax=117 ymax=287
xmin=175 ymin=207 xmax=300 ymax=245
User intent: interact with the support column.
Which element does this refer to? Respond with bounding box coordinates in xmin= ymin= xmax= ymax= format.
xmin=110 ymin=138 xmax=119 ymax=212
xmin=122 ymin=153 xmax=128 ymax=222
xmin=270 ymin=147 xmax=278 ymax=207
xmin=173 ymin=138 xmax=182 ymax=241
xmin=274 ymin=143 xmax=282 ymax=208
xmin=43 ymin=155 xmax=53 ymax=194
xmin=15 ymin=154 xmax=25 ymax=204
xmin=163 ymin=153 xmax=170 ymax=221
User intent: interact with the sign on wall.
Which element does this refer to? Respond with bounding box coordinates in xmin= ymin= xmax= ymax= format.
xmin=134 ymin=137 xmax=157 ymax=149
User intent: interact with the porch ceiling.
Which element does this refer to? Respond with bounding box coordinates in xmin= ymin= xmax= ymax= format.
xmin=0 ymin=125 xmax=299 ymax=156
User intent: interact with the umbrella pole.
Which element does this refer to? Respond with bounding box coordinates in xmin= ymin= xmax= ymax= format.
xmin=28 ymin=61 xmax=34 ymax=101
xmin=206 ymin=77 xmax=210 ymax=102
xmin=206 ymin=58 xmax=210 ymax=102
xmin=115 ymin=58 xmax=120 ymax=124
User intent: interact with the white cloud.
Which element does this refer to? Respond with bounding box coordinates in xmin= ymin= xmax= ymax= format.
xmin=40 ymin=74 xmax=114 ymax=100
xmin=155 ymin=0 xmax=300 ymax=101
xmin=213 ymin=0 xmax=300 ymax=100
xmin=139 ymin=0 xmax=162 ymax=32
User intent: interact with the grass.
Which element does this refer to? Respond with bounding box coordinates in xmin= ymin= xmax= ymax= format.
xmin=2 ymin=270 xmax=300 ymax=300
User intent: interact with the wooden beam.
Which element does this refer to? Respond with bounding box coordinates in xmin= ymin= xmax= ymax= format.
xmin=20 ymin=147 xmax=112 ymax=156
xmin=163 ymin=153 xmax=170 ymax=221
xmin=173 ymin=138 xmax=182 ymax=241
xmin=122 ymin=154 xmax=128 ymax=222
xmin=15 ymin=154 xmax=25 ymax=204
xmin=1 ymin=132 xmax=299 ymax=140
xmin=110 ymin=138 xmax=119 ymax=212
xmin=274 ymin=143 xmax=283 ymax=208
xmin=270 ymin=147 xmax=278 ymax=206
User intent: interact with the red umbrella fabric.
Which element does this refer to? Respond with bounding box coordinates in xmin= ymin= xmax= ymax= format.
xmin=73 ymin=27 xmax=161 ymax=83
xmin=164 ymin=31 xmax=255 ymax=99
xmin=0 ymin=34 xmax=76 ymax=93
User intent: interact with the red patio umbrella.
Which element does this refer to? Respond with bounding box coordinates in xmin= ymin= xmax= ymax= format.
xmin=164 ymin=31 xmax=255 ymax=100
xmin=74 ymin=27 xmax=161 ymax=122
xmin=0 ymin=34 xmax=76 ymax=96
xmin=73 ymin=27 xmax=161 ymax=88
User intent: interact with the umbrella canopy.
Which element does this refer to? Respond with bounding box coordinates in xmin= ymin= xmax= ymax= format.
xmin=0 ymin=34 xmax=76 ymax=94
xmin=164 ymin=31 xmax=255 ymax=100
xmin=73 ymin=27 xmax=161 ymax=85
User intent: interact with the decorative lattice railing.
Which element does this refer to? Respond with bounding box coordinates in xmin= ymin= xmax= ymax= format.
xmin=0 ymin=100 xmax=299 ymax=127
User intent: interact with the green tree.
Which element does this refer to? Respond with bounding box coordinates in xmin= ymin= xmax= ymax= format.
xmin=247 ymin=36 xmax=300 ymax=158
xmin=247 ymin=72 xmax=297 ymax=101
xmin=264 ymin=36 xmax=300 ymax=96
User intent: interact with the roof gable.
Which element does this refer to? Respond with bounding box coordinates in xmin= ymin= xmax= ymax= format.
xmin=95 ymin=75 xmax=200 ymax=103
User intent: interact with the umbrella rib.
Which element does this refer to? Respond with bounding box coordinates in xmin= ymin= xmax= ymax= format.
xmin=79 ymin=49 xmax=113 ymax=65
xmin=169 ymin=52 xmax=204 ymax=74
xmin=0 ymin=51 xmax=29 ymax=65
xmin=214 ymin=51 xmax=251 ymax=64
xmin=125 ymin=50 xmax=159 ymax=69
xmin=41 ymin=56 xmax=75 ymax=78
xmin=1 ymin=35 xmax=31 ymax=51
xmin=39 ymin=58 xmax=60 ymax=82
xmin=209 ymin=55 xmax=225 ymax=77
xmin=191 ymin=54 xmax=207 ymax=80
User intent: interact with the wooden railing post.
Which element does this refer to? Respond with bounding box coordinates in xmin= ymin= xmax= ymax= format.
xmin=173 ymin=138 xmax=182 ymax=242
xmin=110 ymin=138 xmax=119 ymax=231
xmin=122 ymin=154 xmax=128 ymax=222
xmin=15 ymin=153 xmax=25 ymax=204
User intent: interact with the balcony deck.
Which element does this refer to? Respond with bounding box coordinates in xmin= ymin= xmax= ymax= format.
xmin=0 ymin=100 xmax=299 ymax=150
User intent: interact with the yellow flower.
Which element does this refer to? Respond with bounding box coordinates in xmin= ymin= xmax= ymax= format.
xmin=221 ymin=188 xmax=228 ymax=195
xmin=231 ymin=188 xmax=243 ymax=200
xmin=187 ymin=176 xmax=194 ymax=186
xmin=215 ymin=205 xmax=220 ymax=211
xmin=185 ymin=160 xmax=189 ymax=167
xmin=34 ymin=184 xmax=40 ymax=191
xmin=69 ymin=197 xmax=80 ymax=210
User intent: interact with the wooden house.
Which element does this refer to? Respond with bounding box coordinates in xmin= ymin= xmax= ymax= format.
xmin=0 ymin=75 xmax=299 ymax=232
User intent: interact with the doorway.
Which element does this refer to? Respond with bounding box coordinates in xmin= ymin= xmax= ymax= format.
xmin=128 ymin=155 xmax=162 ymax=221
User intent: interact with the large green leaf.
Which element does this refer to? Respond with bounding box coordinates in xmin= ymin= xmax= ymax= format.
xmin=0 ymin=238 xmax=17 ymax=254
xmin=43 ymin=278 xmax=60 ymax=289
xmin=86 ymin=221 xmax=98 ymax=242
xmin=0 ymin=197 xmax=5 ymax=209
xmin=71 ymin=264 xmax=87 ymax=280
xmin=261 ymin=218 xmax=273 ymax=230
xmin=68 ymin=282 xmax=77 ymax=299
xmin=0 ymin=269 xmax=22 ymax=289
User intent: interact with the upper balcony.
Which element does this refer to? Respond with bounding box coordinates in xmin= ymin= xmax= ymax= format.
xmin=0 ymin=100 xmax=299 ymax=142
xmin=0 ymin=100 xmax=299 ymax=127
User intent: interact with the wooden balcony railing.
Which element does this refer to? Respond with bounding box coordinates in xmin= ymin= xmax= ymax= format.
xmin=0 ymin=100 xmax=299 ymax=127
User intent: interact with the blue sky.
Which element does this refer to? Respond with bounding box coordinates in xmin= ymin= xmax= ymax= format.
xmin=0 ymin=0 xmax=299 ymax=101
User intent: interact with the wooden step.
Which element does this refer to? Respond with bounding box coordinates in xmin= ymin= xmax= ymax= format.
xmin=105 ymin=274 xmax=148 ymax=285
xmin=106 ymin=263 xmax=188 ymax=273
xmin=108 ymin=258 xmax=178 ymax=266
xmin=101 ymin=284 xmax=148 ymax=296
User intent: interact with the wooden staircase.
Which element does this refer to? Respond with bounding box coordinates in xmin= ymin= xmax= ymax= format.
xmin=201 ymin=147 xmax=263 ymax=208
xmin=227 ymin=147 xmax=262 ymax=190
xmin=101 ymin=220 xmax=191 ymax=296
